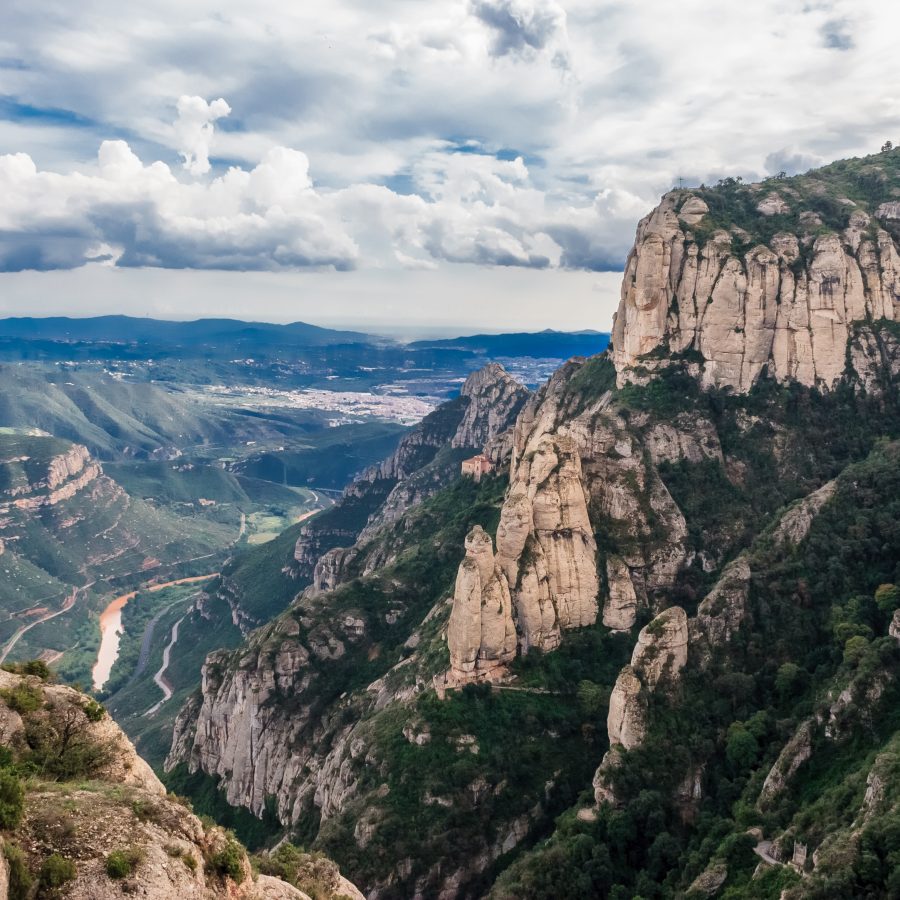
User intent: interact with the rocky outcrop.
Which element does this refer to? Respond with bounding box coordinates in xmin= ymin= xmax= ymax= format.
xmin=0 ymin=669 xmax=360 ymax=900
xmin=630 ymin=605 xmax=689 ymax=688
xmin=450 ymin=363 xmax=530 ymax=449
xmin=446 ymin=526 xmax=517 ymax=683
xmin=0 ymin=442 xmax=102 ymax=512
xmin=691 ymin=557 xmax=752 ymax=650
xmin=296 ymin=364 xmax=528 ymax=592
xmin=497 ymin=434 xmax=599 ymax=648
xmin=605 ymin=667 xmax=646 ymax=750
xmin=758 ymin=721 xmax=814 ymax=810
xmin=610 ymin=191 xmax=900 ymax=393
xmin=890 ymin=609 xmax=900 ymax=642
xmin=593 ymin=606 xmax=689 ymax=805
xmin=309 ymin=546 xmax=359 ymax=595
xmin=603 ymin=555 xmax=638 ymax=631
xmin=772 ymin=480 xmax=838 ymax=547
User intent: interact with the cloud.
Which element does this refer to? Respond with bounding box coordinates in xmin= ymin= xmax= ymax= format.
xmin=0 ymin=0 xmax=898 ymax=318
xmin=0 ymin=125 xmax=632 ymax=274
xmin=763 ymin=147 xmax=824 ymax=177
xmin=470 ymin=0 xmax=569 ymax=64
xmin=0 ymin=140 xmax=359 ymax=272
xmin=173 ymin=95 xmax=231 ymax=175
xmin=821 ymin=18 xmax=854 ymax=51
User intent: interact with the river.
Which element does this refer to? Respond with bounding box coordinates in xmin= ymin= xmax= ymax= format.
xmin=91 ymin=574 xmax=217 ymax=691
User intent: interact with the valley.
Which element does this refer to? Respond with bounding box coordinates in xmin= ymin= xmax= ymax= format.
xmin=4 ymin=5 xmax=897 ymax=898
xmin=0 ymin=154 xmax=898 ymax=900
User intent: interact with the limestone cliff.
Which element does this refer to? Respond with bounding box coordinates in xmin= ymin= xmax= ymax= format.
xmin=611 ymin=183 xmax=900 ymax=393
xmin=0 ymin=440 xmax=102 ymax=512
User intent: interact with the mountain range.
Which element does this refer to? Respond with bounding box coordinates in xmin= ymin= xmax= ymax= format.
xmin=1 ymin=146 xmax=899 ymax=899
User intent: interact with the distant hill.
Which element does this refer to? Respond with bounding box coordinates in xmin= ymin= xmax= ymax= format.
xmin=408 ymin=329 xmax=611 ymax=358
xmin=0 ymin=317 xmax=611 ymax=361
xmin=0 ymin=315 xmax=375 ymax=347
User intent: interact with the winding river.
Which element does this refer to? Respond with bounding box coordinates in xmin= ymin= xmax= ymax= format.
xmin=91 ymin=574 xmax=217 ymax=691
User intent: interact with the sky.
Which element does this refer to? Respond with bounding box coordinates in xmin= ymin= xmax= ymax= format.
xmin=0 ymin=1 xmax=898 ymax=335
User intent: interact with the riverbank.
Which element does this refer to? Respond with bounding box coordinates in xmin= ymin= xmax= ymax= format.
xmin=91 ymin=574 xmax=217 ymax=691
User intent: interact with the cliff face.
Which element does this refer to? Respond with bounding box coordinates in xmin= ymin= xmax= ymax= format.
xmin=611 ymin=187 xmax=900 ymax=393
xmin=167 ymin=152 xmax=900 ymax=899
xmin=0 ymin=440 xmax=101 ymax=511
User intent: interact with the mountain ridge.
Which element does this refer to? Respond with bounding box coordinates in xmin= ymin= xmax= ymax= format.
xmin=155 ymin=148 xmax=900 ymax=898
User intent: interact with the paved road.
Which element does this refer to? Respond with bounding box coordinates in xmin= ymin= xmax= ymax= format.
xmin=753 ymin=841 xmax=782 ymax=866
xmin=121 ymin=591 xmax=200 ymax=691
xmin=144 ymin=612 xmax=188 ymax=717
xmin=0 ymin=582 xmax=94 ymax=664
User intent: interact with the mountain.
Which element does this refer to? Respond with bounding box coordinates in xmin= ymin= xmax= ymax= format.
xmin=290 ymin=362 xmax=529 ymax=593
xmin=0 ymin=315 xmax=375 ymax=347
xmin=0 ymin=432 xmax=243 ymax=675
xmin=156 ymin=148 xmax=899 ymax=898
xmin=0 ymin=662 xmax=361 ymax=899
xmin=408 ymin=330 xmax=611 ymax=359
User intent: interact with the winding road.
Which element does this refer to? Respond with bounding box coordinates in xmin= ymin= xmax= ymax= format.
xmin=92 ymin=574 xmax=218 ymax=691
xmin=0 ymin=583 xmax=93 ymax=664
xmin=144 ymin=612 xmax=188 ymax=717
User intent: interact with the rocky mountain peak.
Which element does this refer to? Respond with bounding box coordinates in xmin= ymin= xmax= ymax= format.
xmin=451 ymin=362 xmax=529 ymax=450
xmin=610 ymin=157 xmax=900 ymax=393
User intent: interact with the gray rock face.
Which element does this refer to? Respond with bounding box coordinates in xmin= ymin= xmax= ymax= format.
xmin=890 ymin=609 xmax=900 ymax=643
xmin=496 ymin=431 xmax=599 ymax=649
xmin=772 ymin=480 xmax=837 ymax=547
xmin=758 ymin=721 xmax=814 ymax=809
xmin=610 ymin=192 xmax=900 ymax=393
xmin=691 ymin=557 xmax=752 ymax=650
xmin=603 ymin=555 xmax=638 ymax=631
xmin=593 ymin=606 xmax=689 ymax=805
xmin=631 ymin=605 xmax=689 ymax=689
xmin=450 ymin=363 xmax=529 ymax=449
xmin=606 ymin=667 xmax=646 ymax=750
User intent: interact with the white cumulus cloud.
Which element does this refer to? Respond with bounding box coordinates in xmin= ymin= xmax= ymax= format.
xmin=173 ymin=95 xmax=232 ymax=175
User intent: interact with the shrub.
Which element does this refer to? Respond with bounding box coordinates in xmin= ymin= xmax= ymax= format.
xmin=0 ymin=770 xmax=25 ymax=829
xmin=843 ymin=635 xmax=870 ymax=666
xmin=1 ymin=682 xmax=44 ymax=714
xmin=105 ymin=847 xmax=144 ymax=879
xmin=23 ymin=701 xmax=114 ymax=780
xmin=1 ymin=660 xmax=52 ymax=681
xmin=83 ymin=699 xmax=106 ymax=722
xmin=875 ymin=584 xmax=900 ymax=615
xmin=4 ymin=843 xmax=34 ymax=900
xmin=38 ymin=853 xmax=76 ymax=893
xmin=254 ymin=844 xmax=343 ymax=900
xmin=211 ymin=839 xmax=245 ymax=883
xmin=165 ymin=843 xmax=197 ymax=872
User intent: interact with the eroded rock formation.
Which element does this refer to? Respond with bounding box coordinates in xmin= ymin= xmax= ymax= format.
xmin=297 ymin=363 xmax=529 ymax=592
xmin=0 ymin=669 xmax=361 ymax=900
xmin=447 ymin=525 xmax=517 ymax=682
xmin=611 ymin=192 xmax=900 ymax=392
xmin=593 ymin=606 xmax=689 ymax=805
